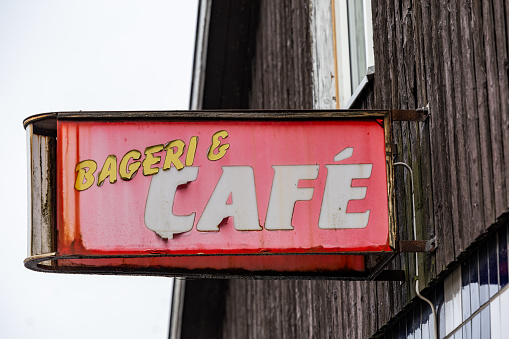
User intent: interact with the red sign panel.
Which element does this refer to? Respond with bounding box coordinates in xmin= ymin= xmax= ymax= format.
xmin=25 ymin=111 xmax=397 ymax=278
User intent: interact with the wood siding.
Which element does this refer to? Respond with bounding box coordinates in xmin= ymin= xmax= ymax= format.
xmin=248 ymin=0 xmax=313 ymax=109
xmin=212 ymin=0 xmax=509 ymax=337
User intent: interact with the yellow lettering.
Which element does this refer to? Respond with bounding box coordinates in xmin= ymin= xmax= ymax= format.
xmin=207 ymin=130 xmax=229 ymax=161
xmin=119 ymin=150 xmax=142 ymax=181
xmin=97 ymin=155 xmax=117 ymax=186
xmin=143 ymin=144 xmax=164 ymax=176
xmin=75 ymin=160 xmax=97 ymax=191
xmin=163 ymin=140 xmax=185 ymax=170
xmin=185 ymin=136 xmax=198 ymax=166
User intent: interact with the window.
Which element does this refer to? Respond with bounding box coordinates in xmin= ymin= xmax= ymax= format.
xmin=310 ymin=0 xmax=374 ymax=109
xmin=332 ymin=0 xmax=374 ymax=108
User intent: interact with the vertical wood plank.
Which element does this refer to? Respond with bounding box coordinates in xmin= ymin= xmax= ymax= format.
xmin=274 ymin=0 xmax=283 ymax=107
xmin=403 ymin=0 xmax=416 ymax=109
xmin=426 ymin=0 xmax=455 ymax=271
xmin=251 ymin=13 xmax=263 ymax=108
xmin=484 ymin=0 xmax=509 ymax=217
xmin=450 ymin=0 xmax=472 ymax=253
xmin=377 ymin=280 xmax=390 ymax=331
xmin=393 ymin=0 xmax=405 ymax=107
xmin=268 ymin=0 xmax=277 ymax=108
xmin=289 ymin=0 xmax=298 ymax=108
xmin=330 ymin=282 xmax=341 ymax=338
xmin=460 ymin=0 xmax=485 ymax=241
xmin=387 ymin=0 xmax=399 ymax=109
xmin=392 ymin=248 xmax=404 ymax=319
xmin=410 ymin=120 xmax=436 ymax=286
xmin=434 ymin=0 xmax=456 ymax=265
xmin=413 ymin=0 xmax=427 ymax=105
xmin=316 ymin=282 xmax=328 ymax=338
xmin=471 ymin=0 xmax=496 ymax=227
xmin=283 ymin=1 xmax=292 ymax=108
xmin=244 ymin=280 xmax=253 ymax=339
xmin=420 ymin=0 xmax=445 ymax=273
xmin=369 ymin=281 xmax=379 ymax=337
xmin=267 ymin=0 xmax=275 ymax=108
xmin=306 ymin=281 xmax=315 ymax=338
xmin=278 ymin=0 xmax=286 ymax=107
xmin=500 ymin=0 xmax=509 ymax=209
xmin=281 ymin=281 xmax=296 ymax=339
xmin=354 ymin=281 xmax=363 ymax=339
xmin=373 ymin=0 xmax=390 ymax=108
xmin=358 ymin=282 xmax=369 ymax=338
xmin=260 ymin=0 xmax=269 ymax=108
xmin=344 ymin=282 xmax=356 ymax=339
xmin=334 ymin=281 xmax=344 ymax=338
xmin=294 ymin=281 xmax=305 ymax=339
xmin=440 ymin=0 xmax=463 ymax=254
xmin=403 ymin=120 xmax=416 ymax=299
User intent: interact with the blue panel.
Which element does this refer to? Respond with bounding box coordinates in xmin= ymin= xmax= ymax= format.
xmin=397 ymin=318 xmax=406 ymax=339
xmin=479 ymin=242 xmax=490 ymax=306
xmin=414 ymin=302 xmax=422 ymax=339
xmin=470 ymin=252 xmax=480 ymax=313
xmin=407 ymin=310 xmax=414 ymax=339
xmin=454 ymin=327 xmax=463 ymax=339
xmin=480 ymin=307 xmax=490 ymax=339
xmin=421 ymin=296 xmax=432 ymax=339
xmin=499 ymin=227 xmax=508 ymax=288
xmin=488 ymin=233 xmax=499 ymax=298
xmin=461 ymin=260 xmax=471 ymax=321
xmin=434 ymin=281 xmax=445 ymax=339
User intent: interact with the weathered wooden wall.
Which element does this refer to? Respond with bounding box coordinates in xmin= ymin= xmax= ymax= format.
xmin=218 ymin=0 xmax=509 ymax=337
xmin=248 ymin=0 xmax=313 ymax=109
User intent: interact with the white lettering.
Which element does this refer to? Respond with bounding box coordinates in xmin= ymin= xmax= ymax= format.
xmin=143 ymin=147 xmax=375 ymax=237
xmin=197 ymin=166 xmax=261 ymax=231
xmin=264 ymin=165 xmax=319 ymax=230
xmin=144 ymin=166 xmax=199 ymax=239
xmin=318 ymin=163 xmax=372 ymax=229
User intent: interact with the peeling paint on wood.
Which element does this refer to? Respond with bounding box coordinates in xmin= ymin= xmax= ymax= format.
xmin=28 ymin=128 xmax=56 ymax=260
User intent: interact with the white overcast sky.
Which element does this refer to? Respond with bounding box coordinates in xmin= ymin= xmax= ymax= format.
xmin=0 ymin=1 xmax=198 ymax=338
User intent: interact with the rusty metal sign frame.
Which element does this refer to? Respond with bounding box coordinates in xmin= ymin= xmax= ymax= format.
xmin=24 ymin=109 xmax=426 ymax=280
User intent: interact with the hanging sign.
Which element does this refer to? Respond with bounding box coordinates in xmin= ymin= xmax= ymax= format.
xmin=24 ymin=110 xmax=397 ymax=279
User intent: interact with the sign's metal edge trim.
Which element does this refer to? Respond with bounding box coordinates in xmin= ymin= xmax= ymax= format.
xmin=24 ymin=252 xmax=397 ymax=280
xmin=23 ymin=109 xmax=391 ymax=130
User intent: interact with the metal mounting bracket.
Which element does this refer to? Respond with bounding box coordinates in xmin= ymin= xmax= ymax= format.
xmin=391 ymin=107 xmax=429 ymax=121
xmin=393 ymin=162 xmax=437 ymax=255
xmin=397 ymin=236 xmax=437 ymax=253
xmin=373 ymin=270 xmax=406 ymax=281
